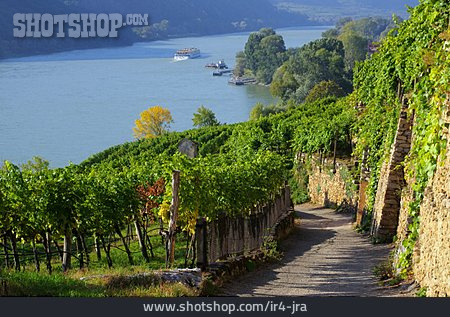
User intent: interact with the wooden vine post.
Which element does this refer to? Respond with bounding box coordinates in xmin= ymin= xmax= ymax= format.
xmin=166 ymin=170 xmax=180 ymax=268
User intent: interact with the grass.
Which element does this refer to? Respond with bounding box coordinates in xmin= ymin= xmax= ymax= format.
xmin=373 ymin=259 xmax=406 ymax=287
xmin=0 ymin=270 xmax=198 ymax=297
xmin=5 ymin=226 xmax=192 ymax=272
xmin=373 ymin=260 xmax=395 ymax=281
xmin=416 ymin=287 xmax=427 ymax=297
xmin=0 ymin=271 xmax=104 ymax=297
xmin=0 ymin=228 xmax=197 ymax=297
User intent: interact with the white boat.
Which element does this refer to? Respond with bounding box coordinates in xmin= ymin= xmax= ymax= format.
xmin=174 ymin=48 xmax=201 ymax=61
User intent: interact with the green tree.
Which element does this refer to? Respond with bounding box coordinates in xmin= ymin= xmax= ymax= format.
xmin=305 ymin=80 xmax=346 ymax=103
xmin=21 ymin=156 xmax=50 ymax=172
xmin=192 ymin=106 xmax=219 ymax=128
xmin=323 ymin=17 xmax=398 ymax=72
xmin=233 ymin=51 xmax=246 ymax=77
xmin=242 ymin=28 xmax=286 ymax=84
xmin=271 ymin=38 xmax=351 ymax=102
xmin=249 ymin=103 xmax=285 ymax=120
xmin=256 ymin=34 xmax=287 ymax=83
xmin=244 ymin=28 xmax=276 ymax=72
xmin=338 ymin=30 xmax=368 ymax=71
xmin=270 ymin=63 xmax=298 ymax=100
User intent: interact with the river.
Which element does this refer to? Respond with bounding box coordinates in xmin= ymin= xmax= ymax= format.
xmin=0 ymin=26 xmax=328 ymax=167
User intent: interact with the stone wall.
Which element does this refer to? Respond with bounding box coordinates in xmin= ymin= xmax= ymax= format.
xmin=196 ymin=185 xmax=292 ymax=267
xmin=356 ymin=150 xmax=370 ymax=226
xmin=201 ymin=208 xmax=296 ymax=293
xmin=356 ymin=179 xmax=369 ymax=225
xmin=410 ymin=103 xmax=450 ymax=297
xmin=396 ymin=187 xmax=414 ymax=243
xmin=371 ymin=104 xmax=414 ymax=241
xmin=308 ymin=159 xmax=357 ymax=209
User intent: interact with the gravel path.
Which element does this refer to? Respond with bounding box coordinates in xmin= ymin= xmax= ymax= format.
xmin=220 ymin=204 xmax=396 ymax=297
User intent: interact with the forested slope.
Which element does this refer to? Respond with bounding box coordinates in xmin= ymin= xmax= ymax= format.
xmin=0 ymin=0 xmax=309 ymax=59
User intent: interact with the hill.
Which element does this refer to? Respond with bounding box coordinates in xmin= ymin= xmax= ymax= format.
xmin=270 ymin=0 xmax=418 ymax=23
xmin=0 ymin=0 xmax=310 ymax=59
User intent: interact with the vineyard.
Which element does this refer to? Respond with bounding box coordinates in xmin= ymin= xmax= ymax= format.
xmin=2 ymin=0 xmax=448 ymax=297
xmin=0 ymin=97 xmax=354 ymax=277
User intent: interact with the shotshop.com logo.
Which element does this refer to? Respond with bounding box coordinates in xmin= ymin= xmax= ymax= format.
xmin=13 ymin=13 xmax=149 ymax=38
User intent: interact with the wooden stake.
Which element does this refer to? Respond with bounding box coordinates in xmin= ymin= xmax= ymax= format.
xmin=166 ymin=170 xmax=180 ymax=268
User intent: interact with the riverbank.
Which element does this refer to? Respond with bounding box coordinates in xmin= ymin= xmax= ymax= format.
xmin=0 ymin=26 xmax=327 ymax=167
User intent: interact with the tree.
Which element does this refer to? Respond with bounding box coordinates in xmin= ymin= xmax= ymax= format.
xmin=256 ymin=34 xmax=287 ymax=83
xmin=242 ymin=28 xmax=287 ymax=84
xmin=192 ymin=106 xmax=219 ymax=128
xmin=244 ymin=28 xmax=276 ymax=73
xmin=249 ymin=102 xmax=285 ymax=120
xmin=21 ymin=156 xmax=49 ymax=172
xmin=322 ymin=17 xmax=398 ymax=72
xmin=270 ymin=63 xmax=297 ymax=101
xmin=338 ymin=30 xmax=368 ymax=71
xmin=233 ymin=51 xmax=246 ymax=77
xmin=305 ymin=80 xmax=346 ymax=103
xmin=133 ymin=106 xmax=173 ymax=139
xmin=271 ymin=38 xmax=351 ymax=102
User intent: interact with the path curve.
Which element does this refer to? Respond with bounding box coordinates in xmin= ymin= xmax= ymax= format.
xmin=220 ymin=204 xmax=395 ymax=296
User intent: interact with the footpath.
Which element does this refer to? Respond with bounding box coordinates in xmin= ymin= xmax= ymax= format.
xmin=220 ymin=204 xmax=407 ymax=296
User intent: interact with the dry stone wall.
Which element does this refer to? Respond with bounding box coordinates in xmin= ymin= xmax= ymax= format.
xmin=410 ymin=103 xmax=450 ymax=297
xmin=371 ymin=104 xmax=414 ymax=241
xmin=308 ymin=159 xmax=357 ymax=209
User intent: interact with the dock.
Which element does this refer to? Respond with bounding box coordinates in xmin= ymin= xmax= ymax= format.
xmin=228 ymin=77 xmax=256 ymax=85
xmin=213 ymin=69 xmax=233 ymax=76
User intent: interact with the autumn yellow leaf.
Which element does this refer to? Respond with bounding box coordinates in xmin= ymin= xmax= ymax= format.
xmin=133 ymin=105 xmax=173 ymax=139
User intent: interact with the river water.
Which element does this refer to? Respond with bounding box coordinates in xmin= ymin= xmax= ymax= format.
xmin=0 ymin=26 xmax=328 ymax=167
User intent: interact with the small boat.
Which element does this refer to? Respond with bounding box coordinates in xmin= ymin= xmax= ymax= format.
xmin=205 ymin=60 xmax=228 ymax=69
xmin=174 ymin=48 xmax=201 ymax=61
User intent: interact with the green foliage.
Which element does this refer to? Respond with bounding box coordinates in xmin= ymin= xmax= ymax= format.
xmin=323 ymin=17 xmax=399 ymax=72
xmin=249 ymin=102 xmax=286 ymax=120
xmin=293 ymin=97 xmax=356 ymax=156
xmin=305 ymin=80 xmax=346 ymax=103
xmin=326 ymin=17 xmax=396 ymax=42
xmin=416 ymin=287 xmax=427 ymax=297
xmin=21 ymin=156 xmax=50 ymax=172
xmin=261 ymin=235 xmax=282 ymax=262
xmin=338 ymin=30 xmax=368 ymax=71
xmin=242 ymin=28 xmax=287 ymax=84
xmin=0 ymin=110 xmax=291 ymax=271
xmin=161 ymin=152 xmax=286 ymax=229
xmin=271 ymin=38 xmax=352 ymax=102
xmin=192 ymin=106 xmax=220 ymax=128
xmin=233 ymin=51 xmax=246 ymax=77
xmin=289 ymin=161 xmax=310 ymax=204
xmin=353 ymin=0 xmax=450 ymax=274
xmin=373 ymin=260 xmax=395 ymax=281
xmin=339 ymin=165 xmax=358 ymax=200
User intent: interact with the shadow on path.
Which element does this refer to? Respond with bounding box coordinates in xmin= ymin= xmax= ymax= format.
xmin=219 ymin=204 xmax=393 ymax=297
